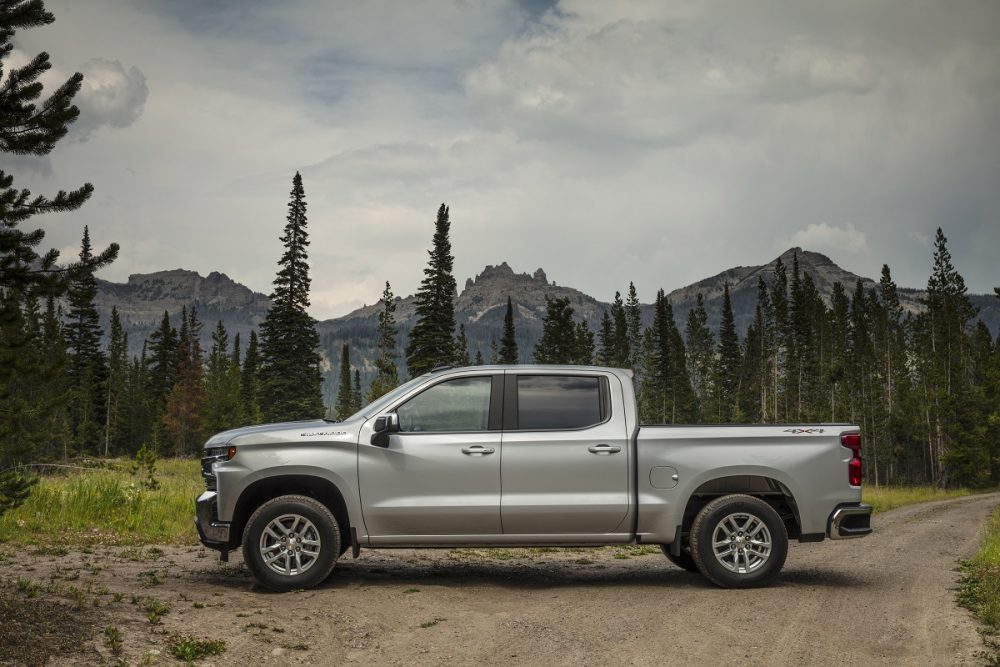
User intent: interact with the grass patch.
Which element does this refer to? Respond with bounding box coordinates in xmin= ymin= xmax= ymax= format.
xmin=132 ymin=595 xmax=170 ymax=624
xmin=863 ymin=485 xmax=972 ymax=514
xmin=0 ymin=459 xmax=201 ymax=546
xmin=167 ymin=634 xmax=226 ymax=661
xmin=419 ymin=617 xmax=445 ymax=628
xmin=957 ymin=505 xmax=1000 ymax=665
xmin=103 ymin=625 xmax=123 ymax=656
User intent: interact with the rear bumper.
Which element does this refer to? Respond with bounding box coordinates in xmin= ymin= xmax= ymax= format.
xmin=195 ymin=491 xmax=232 ymax=550
xmin=827 ymin=503 xmax=873 ymax=539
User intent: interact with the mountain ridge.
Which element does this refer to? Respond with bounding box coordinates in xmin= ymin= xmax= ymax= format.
xmin=92 ymin=250 xmax=999 ymax=403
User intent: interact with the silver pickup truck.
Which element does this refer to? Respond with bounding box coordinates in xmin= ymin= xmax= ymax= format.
xmin=196 ymin=365 xmax=871 ymax=591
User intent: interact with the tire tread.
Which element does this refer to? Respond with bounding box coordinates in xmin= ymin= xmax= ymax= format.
xmin=242 ymin=494 xmax=341 ymax=591
xmin=689 ymin=493 xmax=788 ymax=588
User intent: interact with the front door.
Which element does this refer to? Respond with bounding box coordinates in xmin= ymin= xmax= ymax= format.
xmin=359 ymin=374 xmax=502 ymax=541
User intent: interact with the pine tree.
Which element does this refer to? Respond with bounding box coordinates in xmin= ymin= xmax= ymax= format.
xmin=574 ymin=320 xmax=595 ymax=365
xmin=123 ymin=344 xmax=152 ymax=456
xmin=625 ymin=282 xmax=642 ymax=372
xmin=455 ymin=323 xmax=470 ymax=366
xmin=146 ymin=311 xmax=178 ymax=414
xmin=334 ymin=344 xmax=354 ymax=420
xmin=684 ymin=293 xmax=714 ymax=418
xmin=750 ymin=277 xmax=774 ymax=422
xmin=919 ymin=228 xmax=983 ymax=486
xmin=103 ymin=307 xmax=128 ymax=456
xmin=597 ymin=311 xmax=614 ymax=366
xmin=769 ymin=258 xmax=790 ymax=421
xmin=497 ymin=296 xmax=519 ymax=364
xmin=351 ymin=370 xmax=363 ymax=413
xmin=0 ymin=1 xmax=116 ymax=296
xmin=609 ymin=291 xmax=630 ymax=367
xmin=241 ymin=330 xmax=262 ymax=424
xmin=406 ymin=204 xmax=457 ymax=376
xmin=259 ymin=172 xmax=324 ymax=420
xmin=368 ymin=282 xmax=399 ymax=401
xmin=163 ymin=306 xmax=205 ymax=456
xmin=716 ymin=283 xmax=741 ymax=422
xmin=65 ymin=227 xmax=108 ymax=455
xmin=826 ymin=282 xmax=851 ymax=423
xmin=638 ymin=289 xmax=696 ymax=423
xmin=204 ymin=321 xmax=243 ymax=436
xmin=37 ymin=296 xmax=71 ymax=460
xmin=534 ymin=297 xmax=580 ymax=364
xmin=0 ymin=0 xmax=118 ymax=512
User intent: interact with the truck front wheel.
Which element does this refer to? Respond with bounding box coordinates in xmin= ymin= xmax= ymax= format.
xmin=689 ymin=494 xmax=788 ymax=588
xmin=242 ymin=494 xmax=341 ymax=592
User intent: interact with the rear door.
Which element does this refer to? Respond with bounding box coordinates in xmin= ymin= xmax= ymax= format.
xmin=500 ymin=372 xmax=631 ymax=536
xmin=359 ymin=373 xmax=503 ymax=540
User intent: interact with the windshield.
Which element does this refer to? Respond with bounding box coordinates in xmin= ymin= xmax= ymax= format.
xmin=346 ymin=374 xmax=430 ymax=421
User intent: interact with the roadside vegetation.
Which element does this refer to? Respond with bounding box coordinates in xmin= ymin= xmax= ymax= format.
xmin=863 ymin=486 xmax=972 ymax=514
xmin=958 ymin=505 xmax=1000 ymax=665
xmin=0 ymin=459 xmax=200 ymax=546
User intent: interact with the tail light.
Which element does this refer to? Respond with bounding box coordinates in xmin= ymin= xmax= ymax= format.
xmin=842 ymin=432 xmax=862 ymax=486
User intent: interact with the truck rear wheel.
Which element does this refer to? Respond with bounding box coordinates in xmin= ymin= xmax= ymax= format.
xmin=660 ymin=544 xmax=698 ymax=572
xmin=242 ymin=494 xmax=341 ymax=592
xmin=689 ymin=494 xmax=788 ymax=588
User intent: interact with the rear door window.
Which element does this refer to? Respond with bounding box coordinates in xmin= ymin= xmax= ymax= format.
xmin=515 ymin=375 xmax=606 ymax=430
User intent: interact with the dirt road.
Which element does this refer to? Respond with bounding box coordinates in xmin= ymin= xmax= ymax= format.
xmin=3 ymin=493 xmax=997 ymax=666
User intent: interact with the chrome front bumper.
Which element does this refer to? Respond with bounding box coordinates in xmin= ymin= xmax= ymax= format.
xmin=195 ymin=491 xmax=231 ymax=548
xmin=828 ymin=503 xmax=873 ymax=539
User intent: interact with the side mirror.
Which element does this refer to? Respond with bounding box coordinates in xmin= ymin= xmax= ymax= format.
xmin=370 ymin=413 xmax=399 ymax=447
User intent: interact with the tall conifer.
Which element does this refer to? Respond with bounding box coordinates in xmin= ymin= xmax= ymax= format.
xmin=685 ymin=293 xmax=715 ymax=418
xmin=103 ymin=307 xmax=128 ymax=456
xmin=241 ymin=330 xmax=262 ymax=423
xmin=534 ymin=297 xmax=580 ymax=364
xmin=259 ymin=172 xmax=324 ymax=420
xmin=65 ymin=227 xmax=107 ymax=454
xmin=406 ymin=204 xmax=457 ymax=375
xmin=163 ymin=306 xmax=205 ymax=456
xmin=0 ymin=0 xmax=117 ymax=512
xmin=368 ymin=282 xmax=399 ymax=401
xmin=455 ymin=323 xmax=470 ymax=366
xmin=334 ymin=344 xmax=354 ymax=420
xmin=625 ymin=282 xmax=642 ymax=372
xmin=716 ymin=283 xmax=741 ymax=422
xmin=498 ymin=296 xmax=519 ymax=364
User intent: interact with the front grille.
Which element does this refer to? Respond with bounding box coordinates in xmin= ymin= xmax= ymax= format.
xmin=201 ymin=447 xmax=228 ymax=491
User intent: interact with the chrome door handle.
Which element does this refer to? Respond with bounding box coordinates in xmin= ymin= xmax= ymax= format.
xmin=461 ymin=445 xmax=495 ymax=456
xmin=587 ymin=444 xmax=621 ymax=455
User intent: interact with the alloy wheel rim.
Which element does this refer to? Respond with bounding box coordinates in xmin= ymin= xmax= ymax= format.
xmin=711 ymin=511 xmax=772 ymax=574
xmin=259 ymin=513 xmax=321 ymax=576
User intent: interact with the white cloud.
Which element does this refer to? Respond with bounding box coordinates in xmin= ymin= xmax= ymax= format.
xmin=785 ymin=223 xmax=869 ymax=256
xmin=72 ymin=58 xmax=148 ymax=140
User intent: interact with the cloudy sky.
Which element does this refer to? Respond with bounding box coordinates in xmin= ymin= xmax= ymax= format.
xmin=10 ymin=0 xmax=1000 ymax=318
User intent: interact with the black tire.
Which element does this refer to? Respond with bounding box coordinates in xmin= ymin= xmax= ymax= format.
xmin=660 ymin=544 xmax=699 ymax=572
xmin=242 ymin=494 xmax=341 ymax=592
xmin=689 ymin=494 xmax=788 ymax=588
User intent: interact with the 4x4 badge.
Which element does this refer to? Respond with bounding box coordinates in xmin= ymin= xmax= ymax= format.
xmin=784 ymin=428 xmax=825 ymax=434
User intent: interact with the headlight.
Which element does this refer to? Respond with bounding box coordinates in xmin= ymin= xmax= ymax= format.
xmin=204 ymin=446 xmax=237 ymax=461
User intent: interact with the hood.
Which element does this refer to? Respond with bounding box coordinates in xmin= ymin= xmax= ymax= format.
xmin=203 ymin=418 xmax=365 ymax=448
